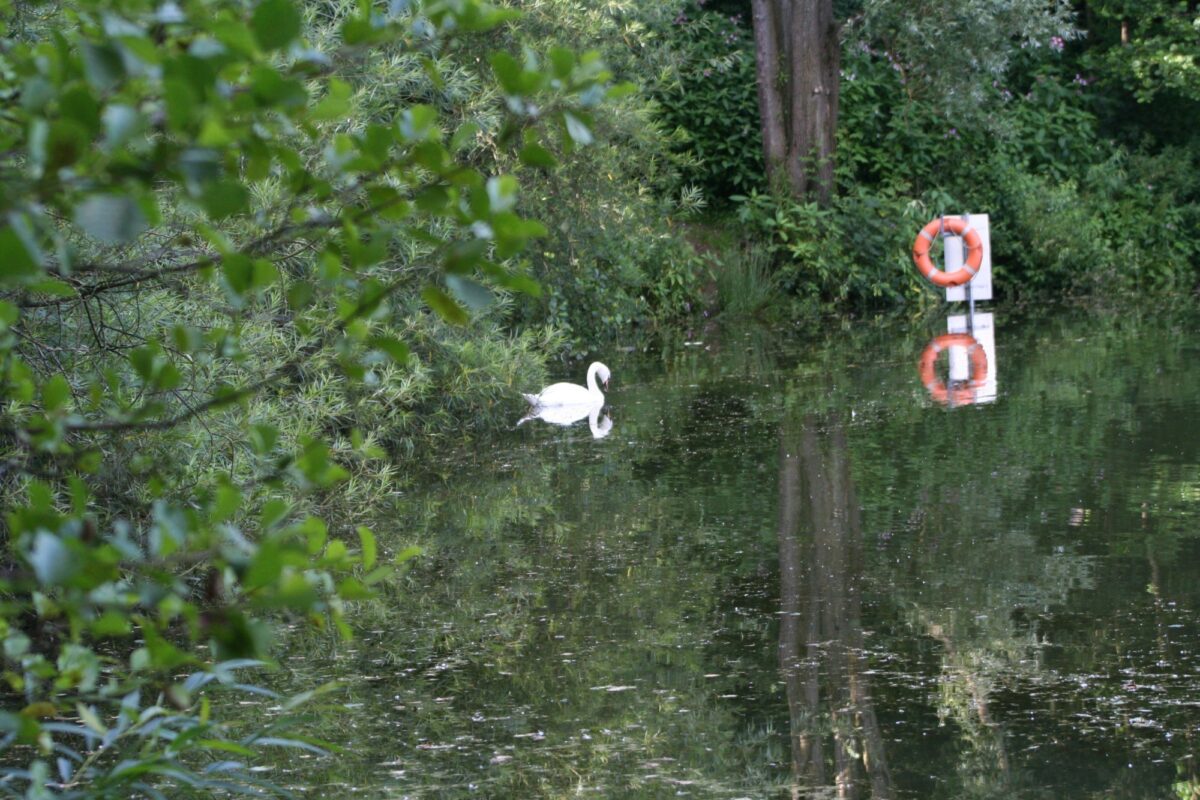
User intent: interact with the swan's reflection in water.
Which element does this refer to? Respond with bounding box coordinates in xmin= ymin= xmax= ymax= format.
xmin=517 ymin=404 xmax=613 ymax=439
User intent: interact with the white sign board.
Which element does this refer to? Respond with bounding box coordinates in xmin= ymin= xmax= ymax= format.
xmin=943 ymin=213 xmax=992 ymax=302
xmin=947 ymin=311 xmax=998 ymax=404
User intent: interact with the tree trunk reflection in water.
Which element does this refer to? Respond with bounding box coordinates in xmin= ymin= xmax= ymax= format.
xmin=778 ymin=418 xmax=892 ymax=799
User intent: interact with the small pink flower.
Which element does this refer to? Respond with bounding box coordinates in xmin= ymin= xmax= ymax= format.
xmin=1050 ymin=36 xmax=1064 ymax=52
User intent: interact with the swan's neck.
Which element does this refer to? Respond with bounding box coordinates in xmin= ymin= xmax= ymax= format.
xmin=586 ymin=364 xmax=602 ymax=395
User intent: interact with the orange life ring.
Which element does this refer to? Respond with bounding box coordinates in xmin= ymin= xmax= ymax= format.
xmin=918 ymin=333 xmax=988 ymax=406
xmin=911 ymin=217 xmax=984 ymax=288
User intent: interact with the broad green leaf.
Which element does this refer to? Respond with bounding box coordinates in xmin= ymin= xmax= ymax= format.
xmin=361 ymin=565 xmax=391 ymax=586
xmin=606 ymin=81 xmax=637 ymax=99
xmin=341 ymin=15 xmax=376 ymax=45
xmin=498 ymin=271 xmax=541 ymax=297
xmin=323 ymin=539 xmax=347 ymax=563
xmin=335 ymin=577 xmax=372 ymax=600
xmin=489 ymin=52 xmax=522 ymax=94
xmin=445 ymin=275 xmax=493 ymax=311
xmin=563 ymin=112 xmax=594 ymax=146
xmin=178 ymin=148 xmax=222 ymax=190
xmin=77 ymin=704 xmax=108 ymax=735
xmin=3 ymin=633 xmax=30 ymax=660
xmin=397 ymin=105 xmax=437 ymax=142
xmin=298 ymin=517 xmax=327 ymax=554
xmin=445 ymin=238 xmax=486 ymax=272
xmin=42 ymin=375 xmax=71 ymax=411
xmin=421 ymin=285 xmax=468 ymax=325
xmin=20 ymin=76 xmax=53 ymax=113
xmin=287 ymin=280 xmax=315 ymax=309
xmin=252 ymin=0 xmax=302 ymax=51
xmin=244 ymin=540 xmax=283 ymax=590
xmin=129 ymin=345 xmax=158 ymax=382
xmin=368 ymin=335 xmax=411 ymax=365
xmin=356 ymin=526 xmax=376 ymax=570
xmin=0 ymin=222 xmax=41 ymax=284
xmin=24 ymin=278 xmax=76 ymax=297
xmin=28 ymin=532 xmax=76 ymax=586
xmin=212 ymin=18 xmax=259 ymax=56
xmin=548 ymin=46 xmax=574 ymax=79
xmin=486 ymin=175 xmax=518 ymax=213
xmin=57 ymin=646 xmax=101 ymax=692
xmin=59 ymin=87 xmax=101 ymax=137
xmin=311 ymin=79 xmax=352 ymax=121
xmin=200 ymin=181 xmax=250 ymax=220
xmin=518 ymin=140 xmax=557 ymax=169
xmin=252 ymin=259 xmax=278 ymax=290
xmin=0 ymin=301 xmax=18 ymax=330
xmin=450 ymin=121 xmax=479 ymax=152
xmin=74 ymin=195 xmax=148 ymax=245
xmin=81 ymin=41 xmax=126 ymax=91
xmin=222 ymin=254 xmax=254 ymax=296
xmin=198 ymin=117 xmax=233 ymax=147
xmin=213 ymin=482 xmax=241 ymax=522
xmin=164 ymin=77 xmax=198 ymax=131
xmin=250 ymin=65 xmax=308 ymax=108
xmin=260 ymin=497 xmax=288 ymax=529
xmin=393 ymin=545 xmax=421 ymax=565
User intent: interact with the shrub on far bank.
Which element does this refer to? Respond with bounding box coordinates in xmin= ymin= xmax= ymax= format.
xmin=723 ymin=43 xmax=1200 ymax=307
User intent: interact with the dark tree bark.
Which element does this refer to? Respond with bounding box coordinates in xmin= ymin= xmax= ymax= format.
xmin=777 ymin=416 xmax=894 ymax=798
xmin=750 ymin=0 xmax=840 ymax=205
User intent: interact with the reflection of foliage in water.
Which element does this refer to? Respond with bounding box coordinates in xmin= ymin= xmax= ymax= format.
xmin=254 ymin=306 xmax=1200 ymax=797
xmin=266 ymin=439 xmax=791 ymax=797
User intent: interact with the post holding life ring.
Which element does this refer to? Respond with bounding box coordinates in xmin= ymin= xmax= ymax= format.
xmin=911 ymin=217 xmax=984 ymax=288
xmin=918 ymin=333 xmax=988 ymax=406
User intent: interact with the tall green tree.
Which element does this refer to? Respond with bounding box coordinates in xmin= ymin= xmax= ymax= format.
xmin=1082 ymin=0 xmax=1200 ymax=103
xmin=749 ymin=0 xmax=840 ymax=204
xmin=746 ymin=0 xmax=1078 ymax=204
xmin=0 ymin=0 xmax=622 ymax=793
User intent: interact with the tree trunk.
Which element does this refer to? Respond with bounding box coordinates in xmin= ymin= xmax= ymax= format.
xmin=778 ymin=416 xmax=894 ymax=798
xmin=751 ymin=0 xmax=840 ymax=205
xmin=750 ymin=0 xmax=789 ymax=190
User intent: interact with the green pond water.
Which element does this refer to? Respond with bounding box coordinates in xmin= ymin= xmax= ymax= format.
xmin=271 ymin=306 xmax=1200 ymax=799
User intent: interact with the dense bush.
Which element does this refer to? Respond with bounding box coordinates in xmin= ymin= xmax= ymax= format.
xmin=653 ymin=1 xmax=764 ymax=201
xmin=727 ymin=32 xmax=1200 ymax=304
xmin=494 ymin=0 xmax=707 ymax=350
xmin=733 ymin=187 xmax=932 ymax=306
xmin=0 ymin=0 xmax=625 ymax=795
xmin=647 ymin=0 xmax=1200 ymax=307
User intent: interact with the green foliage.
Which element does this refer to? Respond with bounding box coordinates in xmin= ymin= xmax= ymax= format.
xmin=1083 ymin=0 xmax=1200 ymax=105
xmin=734 ymin=187 xmax=930 ymax=306
xmin=654 ymin=1 xmax=764 ymax=201
xmin=520 ymin=216 xmax=705 ymax=349
xmin=713 ymin=243 xmax=774 ymax=317
xmin=738 ymin=33 xmax=1200 ymax=304
xmin=851 ymin=0 xmax=1080 ymax=116
xmin=0 ymin=0 xmax=627 ymax=793
xmin=479 ymin=0 xmax=707 ymax=350
xmin=233 ymin=306 xmax=1200 ymax=798
xmin=981 ymin=147 xmax=1200 ymax=297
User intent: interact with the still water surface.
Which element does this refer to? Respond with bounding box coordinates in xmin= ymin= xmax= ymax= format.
xmin=276 ymin=307 xmax=1200 ymax=798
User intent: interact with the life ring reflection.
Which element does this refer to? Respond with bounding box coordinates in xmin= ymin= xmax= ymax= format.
xmin=918 ymin=333 xmax=989 ymax=406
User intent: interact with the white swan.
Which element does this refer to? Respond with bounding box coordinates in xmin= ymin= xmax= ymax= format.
xmin=522 ymin=361 xmax=610 ymax=409
xmin=517 ymin=404 xmax=613 ymax=439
